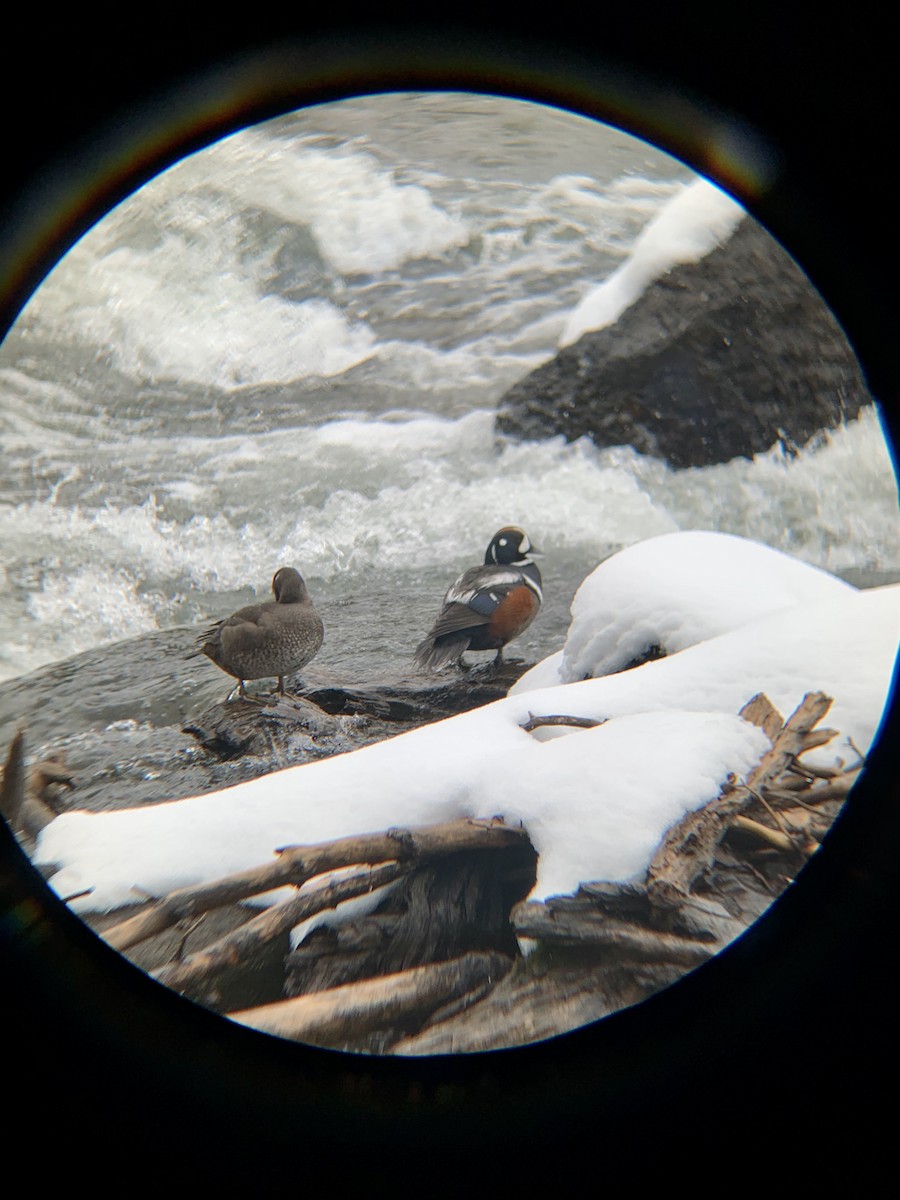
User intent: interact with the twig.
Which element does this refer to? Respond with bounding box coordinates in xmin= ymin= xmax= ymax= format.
xmin=764 ymin=788 xmax=827 ymax=814
xmin=647 ymin=691 xmax=834 ymax=909
xmin=745 ymin=784 xmax=793 ymax=839
xmin=846 ymin=737 xmax=866 ymax=765
xmin=730 ymin=815 xmax=797 ymax=854
xmin=787 ymin=760 xmax=837 ymax=781
xmin=172 ymin=915 xmax=207 ymax=963
xmin=520 ymin=713 xmax=607 ymax=733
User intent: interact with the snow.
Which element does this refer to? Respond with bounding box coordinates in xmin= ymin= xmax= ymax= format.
xmin=34 ymin=532 xmax=900 ymax=923
xmin=512 ymin=530 xmax=857 ymax=688
xmin=558 ymin=177 xmax=746 ymax=347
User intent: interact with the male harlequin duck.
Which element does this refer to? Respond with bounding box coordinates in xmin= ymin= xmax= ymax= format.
xmin=414 ymin=527 xmax=543 ymax=672
xmin=190 ymin=566 xmax=324 ymax=701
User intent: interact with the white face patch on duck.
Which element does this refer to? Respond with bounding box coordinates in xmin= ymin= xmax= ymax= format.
xmin=489 ymin=528 xmax=532 ymax=565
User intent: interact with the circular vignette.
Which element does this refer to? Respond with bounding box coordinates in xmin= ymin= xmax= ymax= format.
xmin=1 ymin=23 xmax=898 ymax=1179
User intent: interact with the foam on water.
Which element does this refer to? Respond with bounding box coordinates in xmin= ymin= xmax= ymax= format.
xmin=1 ymin=404 xmax=896 ymax=682
xmin=626 ymin=406 xmax=900 ymax=574
xmin=20 ymin=231 xmax=379 ymax=388
xmin=11 ymin=111 xmax=685 ymax=394
xmin=15 ymin=127 xmax=476 ymax=388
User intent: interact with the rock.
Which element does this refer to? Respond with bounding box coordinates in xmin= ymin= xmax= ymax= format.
xmin=495 ymin=217 xmax=872 ymax=468
xmin=0 ymin=625 xmax=534 ymax=819
xmin=181 ymin=667 xmax=527 ymax=762
xmin=182 ymin=693 xmax=343 ymax=761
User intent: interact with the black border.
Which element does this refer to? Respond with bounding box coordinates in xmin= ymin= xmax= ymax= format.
xmin=2 ymin=11 xmax=898 ymax=1183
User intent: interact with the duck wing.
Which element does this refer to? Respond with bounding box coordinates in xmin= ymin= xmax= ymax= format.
xmin=188 ymin=601 xmax=269 ymax=657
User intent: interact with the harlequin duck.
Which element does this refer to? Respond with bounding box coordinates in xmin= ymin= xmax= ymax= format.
xmin=190 ymin=566 xmax=324 ymax=701
xmin=414 ymin=527 xmax=543 ymax=672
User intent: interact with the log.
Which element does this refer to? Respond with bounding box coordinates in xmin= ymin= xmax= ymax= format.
xmin=390 ymin=949 xmax=676 ymax=1055
xmin=105 ymin=817 xmax=531 ymax=951
xmin=739 ymin=692 xmax=785 ymax=741
xmin=512 ymin=903 xmax=715 ymax=966
xmin=152 ymin=860 xmax=407 ymax=994
xmin=228 ymin=951 xmax=511 ymax=1048
xmin=95 ymin=688 xmax=853 ymax=1050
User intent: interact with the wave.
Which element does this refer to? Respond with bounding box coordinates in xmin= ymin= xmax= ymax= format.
xmin=1 ymin=407 xmax=896 ymax=682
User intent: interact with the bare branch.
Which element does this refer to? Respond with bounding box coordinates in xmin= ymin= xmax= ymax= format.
xmin=730 ymin=815 xmax=798 ymax=854
xmin=739 ymin=692 xmax=784 ymax=741
xmin=520 ymin=713 xmax=607 ymax=733
xmin=647 ymin=691 xmax=834 ymax=908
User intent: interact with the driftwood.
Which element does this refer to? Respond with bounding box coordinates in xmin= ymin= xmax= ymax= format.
xmin=152 ymin=860 xmax=408 ymax=995
xmin=86 ymin=818 xmax=533 ymax=1007
xmin=231 ymin=690 xmax=856 ymax=1051
xmin=230 ymin=952 xmax=511 ymax=1050
xmin=105 ymin=818 xmax=531 ymax=953
xmin=0 ymin=728 xmax=76 ymax=850
xmin=2 ymin=689 xmax=861 ymax=1052
xmin=520 ymin=713 xmax=607 ymax=733
xmin=646 ymin=691 xmax=837 ymax=908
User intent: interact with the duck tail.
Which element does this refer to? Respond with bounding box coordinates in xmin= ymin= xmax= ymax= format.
xmin=413 ymin=634 xmax=469 ymax=673
xmin=185 ymin=624 xmax=219 ymax=661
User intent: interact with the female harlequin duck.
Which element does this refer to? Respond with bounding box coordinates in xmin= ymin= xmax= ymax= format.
xmin=190 ymin=566 xmax=324 ymax=701
xmin=414 ymin=527 xmax=543 ymax=672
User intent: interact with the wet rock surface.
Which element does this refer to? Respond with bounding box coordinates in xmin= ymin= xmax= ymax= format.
xmin=495 ymin=217 xmax=873 ymax=468
xmin=0 ymin=625 xmax=530 ymax=820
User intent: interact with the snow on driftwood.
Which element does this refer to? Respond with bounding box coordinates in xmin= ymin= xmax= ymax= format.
xmin=34 ymin=533 xmax=899 ymax=919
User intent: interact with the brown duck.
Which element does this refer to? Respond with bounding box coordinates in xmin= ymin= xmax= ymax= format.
xmin=190 ymin=566 xmax=324 ymax=701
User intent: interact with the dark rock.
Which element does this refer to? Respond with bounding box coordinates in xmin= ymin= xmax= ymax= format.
xmin=182 ymin=693 xmax=342 ymax=761
xmin=495 ymin=217 xmax=872 ymax=468
xmin=0 ymin=625 xmax=535 ymax=820
xmin=181 ymin=663 xmax=529 ymax=763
